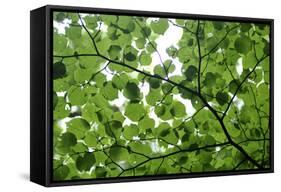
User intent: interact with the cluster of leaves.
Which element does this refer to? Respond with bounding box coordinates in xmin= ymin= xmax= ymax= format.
xmin=52 ymin=11 xmax=271 ymax=181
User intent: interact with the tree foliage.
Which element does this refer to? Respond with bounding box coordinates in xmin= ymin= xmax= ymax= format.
xmin=52 ymin=11 xmax=271 ymax=181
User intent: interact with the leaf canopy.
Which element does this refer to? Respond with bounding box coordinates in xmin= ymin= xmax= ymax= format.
xmin=53 ymin=11 xmax=271 ymax=181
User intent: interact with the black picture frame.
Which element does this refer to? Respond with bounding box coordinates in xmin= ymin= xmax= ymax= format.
xmin=30 ymin=4 xmax=274 ymax=187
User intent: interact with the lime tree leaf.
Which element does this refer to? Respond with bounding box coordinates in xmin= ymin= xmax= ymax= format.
xmin=151 ymin=19 xmax=169 ymax=35
xmin=100 ymin=81 xmax=118 ymax=101
xmin=53 ymin=97 xmax=70 ymax=119
xmin=212 ymin=21 xmax=224 ymax=30
xmin=170 ymin=101 xmax=186 ymax=118
xmin=84 ymin=131 xmax=98 ymax=147
xmin=84 ymin=15 xmax=98 ymax=30
xmin=128 ymin=141 xmax=152 ymax=155
xmin=68 ymin=87 xmax=87 ymax=106
xmin=52 ymin=12 xmax=271 ymax=179
xmin=53 ymin=165 xmax=69 ymax=180
xmin=76 ymin=153 xmax=96 ymax=172
xmin=146 ymin=88 xmax=162 ymax=106
xmin=109 ymin=146 xmax=130 ymax=162
xmin=125 ymin=103 xmax=146 ymax=121
xmin=148 ymin=78 xmax=161 ymax=89
xmin=124 ymin=52 xmax=136 ymax=61
xmin=228 ymin=80 xmax=240 ymax=94
xmin=135 ymin=38 xmax=146 ymax=49
xmin=234 ymin=36 xmax=252 ymax=55
xmin=216 ymin=91 xmax=229 ymax=106
xmin=118 ymin=16 xmax=135 ymax=32
xmin=53 ymin=33 xmax=69 ymax=54
xmin=67 ymin=118 xmax=90 ymax=139
xmin=66 ymin=26 xmax=81 ymax=40
xmin=139 ymin=53 xmax=152 ymax=66
xmin=112 ymin=73 xmax=128 ymax=90
xmin=155 ymin=105 xmax=166 ymax=117
xmin=203 ymin=72 xmax=217 ymax=88
xmin=54 ymin=12 xmax=66 ymax=22
xmin=123 ymin=82 xmax=141 ymax=101
xmin=81 ymin=103 xmax=99 ymax=122
xmin=61 ymin=132 xmax=77 ymax=147
xmin=138 ymin=116 xmax=155 ymax=130
xmin=74 ymin=68 xmax=92 ymax=83
xmin=123 ymin=124 xmax=139 ymax=139
xmin=108 ymin=45 xmax=122 ymax=59
xmin=184 ymin=65 xmax=197 ymax=81
xmin=53 ymin=62 xmax=67 ymax=79
xmin=93 ymin=73 xmax=106 ymax=88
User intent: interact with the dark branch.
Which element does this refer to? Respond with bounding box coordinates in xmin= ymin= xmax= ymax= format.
xmin=196 ymin=20 xmax=202 ymax=94
xmin=221 ymin=55 xmax=269 ymax=120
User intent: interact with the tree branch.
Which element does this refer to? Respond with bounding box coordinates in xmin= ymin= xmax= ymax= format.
xmin=78 ymin=14 xmax=100 ymax=55
xmin=196 ymin=20 xmax=202 ymax=94
xmin=221 ymin=55 xmax=269 ymax=120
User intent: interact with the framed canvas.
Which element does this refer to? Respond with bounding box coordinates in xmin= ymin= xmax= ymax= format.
xmin=30 ymin=5 xmax=274 ymax=187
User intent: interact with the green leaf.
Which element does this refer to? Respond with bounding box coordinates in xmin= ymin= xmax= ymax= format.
xmin=67 ymin=118 xmax=90 ymax=139
xmin=199 ymin=151 xmax=212 ymax=165
xmin=146 ymin=88 xmax=162 ymax=106
xmin=53 ymin=165 xmax=69 ymax=180
xmin=161 ymin=83 xmax=173 ymax=94
xmin=108 ymin=45 xmax=122 ymax=59
xmin=170 ymin=101 xmax=186 ymax=118
xmin=212 ymin=21 xmax=224 ymax=30
xmin=68 ymin=87 xmax=87 ymax=106
xmin=54 ymin=12 xmax=66 ymax=22
xmin=216 ymin=91 xmax=229 ymax=106
xmin=101 ymin=15 xmax=117 ymax=25
xmin=109 ymin=146 xmax=130 ymax=162
xmin=128 ymin=141 xmax=152 ymax=155
xmin=76 ymin=153 xmax=96 ymax=172
xmin=204 ymin=135 xmax=216 ymax=145
xmin=53 ymin=33 xmax=69 ymax=54
xmin=148 ymin=77 xmax=161 ymax=89
xmin=66 ymin=26 xmax=81 ymax=40
xmin=123 ymin=82 xmax=141 ymax=101
xmin=184 ymin=65 xmax=197 ymax=81
xmin=166 ymin=45 xmax=177 ymax=58
xmin=203 ymin=72 xmax=217 ymax=88
xmin=118 ymin=16 xmax=135 ymax=32
xmin=53 ymin=97 xmax=70 ymax=119
xmin=234 ymin=36 xmax=252 ymax=54
xmin=53 ymin=62 xmax=67 ymax=79
xmin=112 ymin=73 xmax=128 ymax=90
xmin=61 ymin=132 xmax=77 ymax=147
xmin=52 ymin=14 xmax=271 ymax=178
xmin=135 ymin=38 xmax=146 ymax=49
xmin=93 ymin=73 xmax=106 ymax=88
xmin=84 ymin=131 xmax=98 ymax=147
xmin=74 ymin=68 xmax=92 ymax=83
xmin=125 ymin=103 xmax=146 ymax=121
xmin=155 ymin=105 xmax=166 ymax=117
xmin=123 ymin=124 xmax=139 ymax=139
xmin=84 ymin=15 xmax=98 ymax=30
xmin=101 ymin=82 xmax=118 ymax=101
xmin=151 ymin=19 xmax=169 ymax=35
xmin=81 ymin=103 xmax=99 ymax=122
xmin=138 ymin=116 xmax=155 ymax=130
xmin=139 ymin=53 xmax=152 ymax=66
xmin=124 ymin=52 xmax=136 ymax=61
